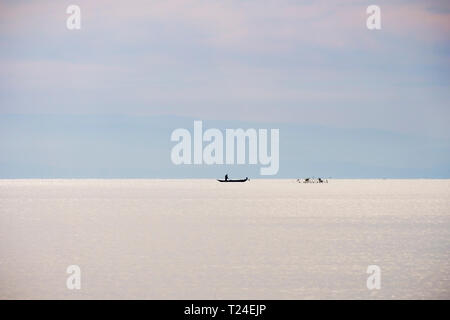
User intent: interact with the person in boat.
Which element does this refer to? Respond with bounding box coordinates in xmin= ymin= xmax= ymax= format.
xmin=225 ymin=174 xmax=228 ymax=181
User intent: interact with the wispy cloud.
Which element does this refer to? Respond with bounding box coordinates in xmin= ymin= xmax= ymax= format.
xmin=0 ymin=0 xmax=449 ymax=138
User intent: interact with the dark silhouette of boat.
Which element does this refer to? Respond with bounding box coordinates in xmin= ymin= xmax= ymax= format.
xmin=217 ymin=177 xmax=249 ymax=183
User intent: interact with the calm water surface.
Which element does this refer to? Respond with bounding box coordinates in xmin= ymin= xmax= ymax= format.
xmin=0 ymin=179 xmax=449 ymax=299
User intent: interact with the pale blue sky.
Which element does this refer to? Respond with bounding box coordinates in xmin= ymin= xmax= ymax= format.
xmin=0 ymin=0 xmax=449 ymax=177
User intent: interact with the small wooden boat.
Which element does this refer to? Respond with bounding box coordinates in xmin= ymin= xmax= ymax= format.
xmin=217 ymin=177 xmax=249 ymax=183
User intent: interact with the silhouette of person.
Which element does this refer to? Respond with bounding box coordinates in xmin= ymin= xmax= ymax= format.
xmin=225 ymin=174 xmax=228 ymax=181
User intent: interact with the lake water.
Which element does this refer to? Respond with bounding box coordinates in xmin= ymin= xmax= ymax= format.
xmin=0 ymin=179 xmax=449 ymax=299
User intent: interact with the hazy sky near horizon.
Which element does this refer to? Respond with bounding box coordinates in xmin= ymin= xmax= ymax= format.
xmin=0 ymin=0 xmax=449 ymax=177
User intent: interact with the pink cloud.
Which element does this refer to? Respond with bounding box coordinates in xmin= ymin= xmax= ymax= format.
xmin=1 ymin=0 xmax=448 ymax=52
